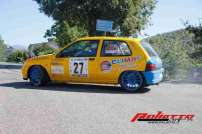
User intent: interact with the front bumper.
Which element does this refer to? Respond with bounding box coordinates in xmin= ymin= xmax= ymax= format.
xmin=143 ymin=68 xmax=164 ymax=85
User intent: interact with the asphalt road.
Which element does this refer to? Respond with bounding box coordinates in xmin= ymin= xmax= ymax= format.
xmin=0 ymin=69 xmax=202 ymax=134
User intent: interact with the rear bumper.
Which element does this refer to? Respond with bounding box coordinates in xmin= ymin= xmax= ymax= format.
xmin=143 ymin=68 xmax=164 ymax=85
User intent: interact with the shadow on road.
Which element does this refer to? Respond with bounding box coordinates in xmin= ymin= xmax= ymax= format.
xmin=0 ymin=82 xmax=151 ymax=94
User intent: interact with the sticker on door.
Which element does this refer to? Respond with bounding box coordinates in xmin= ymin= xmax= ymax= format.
xmin=51 ymin=65 xmax=64 ymax=74
xmin=69 ymin=58 xmax=88 ymax=77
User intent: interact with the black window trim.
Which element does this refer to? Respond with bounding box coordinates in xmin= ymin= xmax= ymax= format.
xmin=100 ymin=40 xmax=132 ymax=57
xmin=57 ymin=39 xmax=100 ymax=58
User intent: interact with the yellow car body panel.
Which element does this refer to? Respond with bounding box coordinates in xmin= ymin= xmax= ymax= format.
xmin=22 ymin=37 xmax=153 ymax=85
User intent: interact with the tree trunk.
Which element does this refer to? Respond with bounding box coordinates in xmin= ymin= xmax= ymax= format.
xmin=88 ymin=17 xmax=96 ymax=36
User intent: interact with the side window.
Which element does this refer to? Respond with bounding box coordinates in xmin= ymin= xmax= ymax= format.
xmin=101 ymin=40 xmax=131 ymax=56
xmin=58 ymin=40 xmax=99 ymax=57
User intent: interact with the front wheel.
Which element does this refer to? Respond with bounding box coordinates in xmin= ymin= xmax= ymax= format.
xmin=119 ymin=71 xmax=144 ymax=92
xmin=29 ymin=66 xmax=50 ymax=86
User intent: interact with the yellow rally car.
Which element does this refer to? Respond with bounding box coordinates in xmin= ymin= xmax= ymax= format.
xmin=22 ymin=37 xmax=164 ymax=92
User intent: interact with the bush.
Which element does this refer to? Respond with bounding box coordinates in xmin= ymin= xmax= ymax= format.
xmin=0 ymin=36 xmax=6 ymax=61
xmin=7 ymin=50 xmax=28 ymax=63
xmin=32 ymin=43 xmax=55 ymax=56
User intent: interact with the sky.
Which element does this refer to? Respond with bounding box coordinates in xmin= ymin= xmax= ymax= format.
xmin=143 ymin=0 xmax=202 ymax=37
xmin=0 ymin=0 xmax=54 ymax=48
xmin=0 ymin=0 xmax=202 ymax=48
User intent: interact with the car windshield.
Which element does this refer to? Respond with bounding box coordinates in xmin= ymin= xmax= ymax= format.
xmin=141 ymin=42 xmax=159 ymax=57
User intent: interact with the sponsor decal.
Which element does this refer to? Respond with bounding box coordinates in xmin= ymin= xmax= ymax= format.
xmin=105 ymin=50 xmax=119 ymax=54
xmin=130 ymin=111 xmax=194 ymax=124
xmin=70 ymin=58 xmax=88 ymax=77
xmin=112 ymin=55 xmax=141 ymax=64
xmin=105 ymin=44 xmax=117 ymax=54
xmin=100 ymin=61 xmax=112 ymax=72
xmin=119 ymin=63 xmax=137 ymax=68
xmin=51 ymin=65 xmax=64 ymax=74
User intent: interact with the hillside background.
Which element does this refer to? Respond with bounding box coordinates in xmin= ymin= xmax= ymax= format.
xmin=146 ymin=28 xmax=202 ymax=80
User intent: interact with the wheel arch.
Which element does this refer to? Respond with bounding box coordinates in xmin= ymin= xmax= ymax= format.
xmin=27 ymin=65 xmax=50 ymax=81
xmin=118 ymin=70 xmax=146 ymax=85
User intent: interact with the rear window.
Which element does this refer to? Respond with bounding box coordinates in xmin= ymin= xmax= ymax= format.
xmin=141 ymin=42 xmax=158 ymax=57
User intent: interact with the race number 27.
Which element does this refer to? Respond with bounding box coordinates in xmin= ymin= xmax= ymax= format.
xmin=70 ymin=58 xmax=88 ymax=77
xmin=73 ymin=62 xmax=84 ymax=74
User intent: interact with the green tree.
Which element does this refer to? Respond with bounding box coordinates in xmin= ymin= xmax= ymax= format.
xmin=32 ymin=43 xmax=55 ymax=56
xmin=185 ymin=21 xmax=202 ymax=60
xmin=45 ymin=21 xmax=87 ymax=47
xmin=7 ymin=50 xmax=28 ymax=63
xmin=35 ymin=0 xmax=156 ymax=46
xmin=0 ymin=36 xmax=7 ymax=61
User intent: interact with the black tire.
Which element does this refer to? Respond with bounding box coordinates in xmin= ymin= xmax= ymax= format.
xmin=29 ymin=66 xmax=50 ymax=86
xmin=119 ymin=71 xmax=145 ymax=92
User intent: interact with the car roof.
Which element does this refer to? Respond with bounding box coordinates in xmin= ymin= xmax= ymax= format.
xmin=78 ymin=36 xmax=141 ymax=42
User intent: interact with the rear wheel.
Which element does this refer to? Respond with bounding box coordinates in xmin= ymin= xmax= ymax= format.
xmin=120 ymin=71 xmax=144 ymax=92
xmin=29 ymin=66 xmax=50 ymax=86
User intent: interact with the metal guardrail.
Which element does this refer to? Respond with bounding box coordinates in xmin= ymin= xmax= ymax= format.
xmin=0 ymin=62 xmax=22 ymax=69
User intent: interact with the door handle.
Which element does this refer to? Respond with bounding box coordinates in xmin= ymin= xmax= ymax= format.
xmin=89 ymin=58 xmax=95 ymax=61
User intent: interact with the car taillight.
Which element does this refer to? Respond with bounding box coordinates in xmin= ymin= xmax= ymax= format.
xmin=146 ymin=63 xmax=157 ymax=71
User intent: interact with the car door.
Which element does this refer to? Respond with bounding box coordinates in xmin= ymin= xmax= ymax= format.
xmin=95 ymin=40 xmax=134 ymax=84
xmin=51 ymin=40 xmax=100 ymax=83
xmin=50 ymin=51 xmax=70 ymax=82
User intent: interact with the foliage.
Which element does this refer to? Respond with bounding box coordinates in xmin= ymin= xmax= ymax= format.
xmin=7 ymin=50 xmax=28 ymax=63
xmin=185 ymin=21 xmax=202 ymax=60
xmin=0 ymin=36 xmax=7 ymax=61
xmin=31 ymin=43 xmax=55 ymax=56
xmin=186 ymin=21 xmax=202 ymax=45
xmin=35 ymin=0 xmax=156 ymax=46
xmin=45 ymin=21 xmax=88 ymax=47
xmin=147 ymin=30 xmax=194 ymax=80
